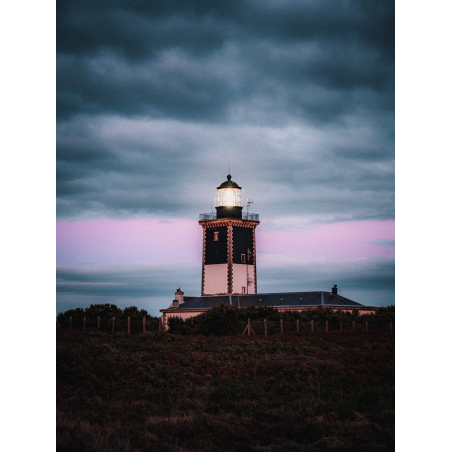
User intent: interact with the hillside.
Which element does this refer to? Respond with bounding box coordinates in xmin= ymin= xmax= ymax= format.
xmin=56 ymin=330 xmax=394 ymax=451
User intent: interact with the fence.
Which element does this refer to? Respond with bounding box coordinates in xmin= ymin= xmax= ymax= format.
xmin=57 ymin=316 xmax=162 ymax=334
xmin=167 ymin=318 xmax=394 ymax=336
xmin=238 ymin=319 xmax=394 ymax=336
xmin=58 ymin=317 xmax=394 ymax=336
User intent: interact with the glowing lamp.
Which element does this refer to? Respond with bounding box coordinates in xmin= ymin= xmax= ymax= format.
xmin=217 ymin=175 xmax=241 ymax=207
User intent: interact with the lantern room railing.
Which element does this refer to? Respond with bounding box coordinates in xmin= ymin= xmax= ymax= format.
xmin=199 ymin=213 xmax=259 ymax=221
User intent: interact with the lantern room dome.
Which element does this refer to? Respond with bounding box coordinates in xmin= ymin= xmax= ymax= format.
xmin=217 ymin=174 xmax=241 ymax=190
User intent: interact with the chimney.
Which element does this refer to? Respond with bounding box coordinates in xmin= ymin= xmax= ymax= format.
xmin=174 ymin=287 xmax=184 ymax=306
xmin=332 ymin=284 xmax=338 ymax=295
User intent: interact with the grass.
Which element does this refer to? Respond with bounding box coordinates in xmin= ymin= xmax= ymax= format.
xmin=56 ymin=330 xmax=394 ymax=451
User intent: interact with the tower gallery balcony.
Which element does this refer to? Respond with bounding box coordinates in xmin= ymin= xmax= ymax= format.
xmin=199 ymin=212 xmax=259 ymax=221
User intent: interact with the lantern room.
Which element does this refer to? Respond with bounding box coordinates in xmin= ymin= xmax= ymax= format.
xmin=216 ymin=175 xmax=243 ymax=219
xmin=217 ymin=174 xmax=241 ymax=207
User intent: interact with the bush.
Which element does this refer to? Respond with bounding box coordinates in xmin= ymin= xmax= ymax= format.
xmin=84 ymin=303 xmax=121 ymax=319
xmin=167 ymin=316 xmax=191 ymax=334
xmin=192 ymin=304 xmax=239 ymax=335
xmin=57 ymin=304 xmax=158 ymax=326
xmin=164 ymin=305 xmax=395 ymax=336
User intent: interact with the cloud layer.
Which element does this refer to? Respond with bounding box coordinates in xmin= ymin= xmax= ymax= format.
xmin=57 ymin=0 xmax=394 ymax=222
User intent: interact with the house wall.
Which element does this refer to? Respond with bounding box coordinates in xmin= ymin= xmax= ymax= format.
xmin=161 ymin=310 xmax=205 ymax=330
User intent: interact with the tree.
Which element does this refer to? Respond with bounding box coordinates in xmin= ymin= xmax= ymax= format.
xmin=84 ymin=303 xmax=122 ymax=319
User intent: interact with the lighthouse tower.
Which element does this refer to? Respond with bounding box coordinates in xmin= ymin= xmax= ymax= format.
xmin=199 ymin=175 xmax=259 ymax=295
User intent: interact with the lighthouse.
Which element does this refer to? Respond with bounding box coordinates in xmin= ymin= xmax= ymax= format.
xmin=160 ymin=174 xmax=374 ymax=329
xmin=199 ymin=175 xmax=259 ymax=295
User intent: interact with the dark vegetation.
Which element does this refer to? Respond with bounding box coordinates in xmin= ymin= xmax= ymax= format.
xmin=57 ymin=304 xmax=160 ymax=332
xmin=57 ymin=303 xmax=156 ymax=322
xmin=167 ymin=305 xmax=395 ymax=335
xmin=57 ymin=321 xmax=394 ymax=451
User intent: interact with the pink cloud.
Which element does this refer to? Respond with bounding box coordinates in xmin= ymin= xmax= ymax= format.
xmin=56 ymin=218 xmax=202 ymax=265
xmin=257 ymin=220 xmax=394 ymax=260
xmin=57 ymin=217 xmax=394 ymax=267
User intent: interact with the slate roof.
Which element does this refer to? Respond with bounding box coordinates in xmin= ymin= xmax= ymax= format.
xmin=164 ymin=291 xmax=364 ymax=311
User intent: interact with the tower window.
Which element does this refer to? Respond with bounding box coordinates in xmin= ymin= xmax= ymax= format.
xmin=241 ymin=254 xmax=246 ymax=263
xmin=214 ymin=231 xmax=219 ymax=241
xmin=242 ymin=287 xmax=246 ymax=294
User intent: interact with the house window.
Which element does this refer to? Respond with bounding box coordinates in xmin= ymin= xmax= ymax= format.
xmin=242 ymin=287 xmax=246 ymax=294
xmin=214 ymin=231 xmax=219 ymax=241
xmin=241 ymin=253 xmax=246 ymax=263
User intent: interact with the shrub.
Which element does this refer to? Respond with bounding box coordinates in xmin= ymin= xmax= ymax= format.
xmin=191 ymin=304 xmax=239 ymax=335
xmin=167 ymin=316 xmax=190 ymax=334
xmin=57 ymin=304 xmax=159 ymax=327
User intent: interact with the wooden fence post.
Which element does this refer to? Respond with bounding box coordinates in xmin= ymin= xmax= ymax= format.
xmin=280 ymin=319 xmax=283 ymax=334
xmin=128 ymin=317 xmax=131 ymax=335
xmin=112 ymin=317 xmax=115 ymax=334
xmin=365 ymin=321 xmax=368 ymax=332
xmin=296 ymin=319 xmax=299 ymax=333
xmin=352 ymin=320 xmax=355 ymax=331
xmin=311 ymin=320 xmax=314 ymax=333
xmin=340 ymin=321 xmax=342 ymax=331
xmin=98 ymin=316 xmax=100 ymax=330
xmin=264 ymin=319 xmax=267 ymax=337
xmin=83 ymin=316 xmax=86 ymax=332
xmin=326 ymin=320 xmax=328 ymax=333
xmin=390 ymin=322 xmax=393 ymax=334
xmin=242 ymin=318 xmax=255 ymax=336
xmin=69 ymin=316 xmax=72 ymax=330
xmin=143 ymin=317 xmax=146 ymax=334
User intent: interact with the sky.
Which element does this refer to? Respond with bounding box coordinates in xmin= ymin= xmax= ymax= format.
xmin=56 ymin=0 xmax=395 ymax=316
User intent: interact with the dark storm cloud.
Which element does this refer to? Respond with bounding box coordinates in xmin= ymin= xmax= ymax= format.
xmin=57 ymin=0 xmax=393 ymax=121
xmin=56 ymin=263 xmax=199 ymax=297
xmin=258 ymin=257 xmax=395 ymax=305
xmin=57 ymin=0 xmax=394 ymax=221
xmin=56 ymin=116 xmax=394 ymax=220
xmin=57 ymin=1 xmax=394 ymax=61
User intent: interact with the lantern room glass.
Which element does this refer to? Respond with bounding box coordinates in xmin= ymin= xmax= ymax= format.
xmin=217 ymin=187 xmax=241 ymax=207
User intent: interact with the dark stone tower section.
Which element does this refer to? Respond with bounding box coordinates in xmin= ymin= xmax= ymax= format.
xmin=232 ymin=227 xmax=255 ymax=265
xmin=204 ymin=226 xmax=228 ymax=264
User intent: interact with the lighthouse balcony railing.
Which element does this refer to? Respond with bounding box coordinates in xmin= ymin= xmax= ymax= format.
xmin=199 ymin=213 xmax=259 ymax=221
xmin=243 ymin=213 xmax=259 ymax=221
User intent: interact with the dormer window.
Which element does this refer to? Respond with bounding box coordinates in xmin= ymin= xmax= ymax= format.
xmin=214 ymin=231 xmax=219 ymax=241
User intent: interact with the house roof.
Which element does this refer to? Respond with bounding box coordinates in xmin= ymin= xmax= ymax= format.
xmin=164 ymin=291 xmax=364 ymax=311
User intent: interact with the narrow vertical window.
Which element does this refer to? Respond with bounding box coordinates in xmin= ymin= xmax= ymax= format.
xmin=214 ymin=231 xmax=219 ymax=241
xmin=241 ymin=253 xmax=246 ymax=263
xmin=242 ymin=286 xmax=246 ymax=294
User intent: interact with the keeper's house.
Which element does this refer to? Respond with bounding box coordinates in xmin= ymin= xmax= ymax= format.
xmin=160 ymin=174 xmax=376 ymax=329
